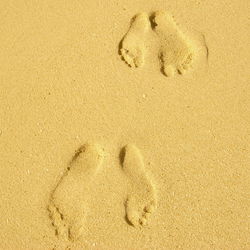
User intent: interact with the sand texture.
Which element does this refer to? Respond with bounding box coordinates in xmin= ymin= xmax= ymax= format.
xmin=0 ymin=0 xmax=249 ymax=249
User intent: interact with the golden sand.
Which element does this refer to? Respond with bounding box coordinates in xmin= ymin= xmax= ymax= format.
xmin=0 ymin=0 xmax=249 ymax=249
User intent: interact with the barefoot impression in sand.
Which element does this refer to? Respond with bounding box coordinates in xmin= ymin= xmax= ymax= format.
xmin=152 ymin=11 xmax=194 ymax=77
xmin=48 ymin=144 xmax=104 ymax=241
xmin=121 ymin=144 xmax=157 ymax=227
xmin=119 ymin=13 xmax=150 ymax=68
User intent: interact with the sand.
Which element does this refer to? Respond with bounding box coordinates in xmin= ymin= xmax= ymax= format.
xmin=0 ymin=0 xmax=249 ymax=249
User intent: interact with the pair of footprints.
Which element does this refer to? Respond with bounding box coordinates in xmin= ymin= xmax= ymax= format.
xmin=120 ymin=11 xmax=194 ymax=77
xmin=48 ymin=144 xmax=157 ymax=241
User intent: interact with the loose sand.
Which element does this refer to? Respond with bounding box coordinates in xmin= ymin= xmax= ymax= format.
xmin=0 ymin=0 xmax=249 ymax=249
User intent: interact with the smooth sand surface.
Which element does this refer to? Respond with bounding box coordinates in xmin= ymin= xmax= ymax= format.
xmin=0 ymin=0 xmax=249 ymax=249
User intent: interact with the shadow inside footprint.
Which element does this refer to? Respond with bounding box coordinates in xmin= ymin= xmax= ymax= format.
xmin=124 ymin=200 xmax=134 ymax=226
xmin=149 ymin=13 xmax=157 ymax=29
xmin=119 ymin=146 xmax=126 ymax=165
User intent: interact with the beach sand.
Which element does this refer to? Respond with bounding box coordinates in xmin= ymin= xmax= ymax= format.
xmin=0 ymin=0 xmax=249 ymax=249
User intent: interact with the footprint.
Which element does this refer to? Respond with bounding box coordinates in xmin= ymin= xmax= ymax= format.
xmin=152 ymin=11 xmax=195 ymax=77
xmin=120 ymin=144 xmax=157 ymax=227
xmin=48 ymin=144 xmax=104 ymax=241
xmin=119 ymin=13 xmax=150 ymax=68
